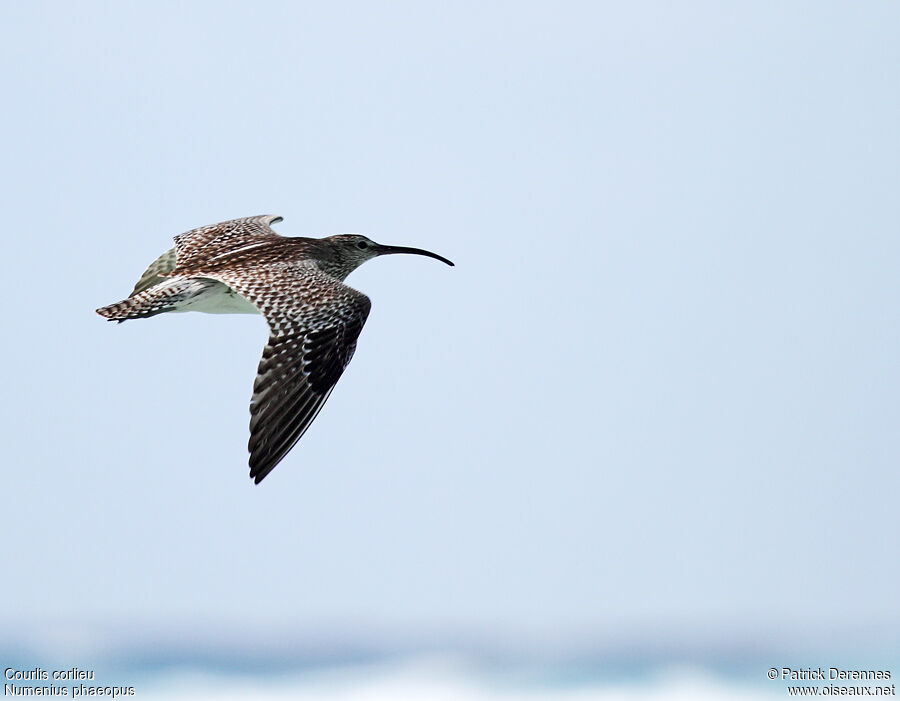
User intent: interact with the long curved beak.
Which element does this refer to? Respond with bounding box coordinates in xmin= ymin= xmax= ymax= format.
xmin=376 ymin=244 xmax=454 ymax=267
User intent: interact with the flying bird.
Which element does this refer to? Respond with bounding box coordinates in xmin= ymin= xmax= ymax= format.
xmin=96 ymin=215 xmax=453 ymax=483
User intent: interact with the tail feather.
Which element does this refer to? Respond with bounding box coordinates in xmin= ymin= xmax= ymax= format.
xmin=96 ymin=277 xmax=215 ymax=322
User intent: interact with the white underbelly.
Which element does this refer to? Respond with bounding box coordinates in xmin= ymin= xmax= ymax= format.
xmin=174 ymin=280 xmax=260 ymax=315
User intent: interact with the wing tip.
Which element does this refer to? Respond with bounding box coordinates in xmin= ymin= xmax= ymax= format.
xmin=249 ymin=459 xmax=276 ymax=485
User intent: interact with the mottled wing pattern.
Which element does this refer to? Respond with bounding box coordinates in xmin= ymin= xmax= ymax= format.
xmin=172 ymin=215 xmax=283 ymax=273
xmin=130 ymin=247 xmax=176 ymax=297
xmin=98 ymin=277 xmax=222 ymax=321
xmin=206 ymin=263 xmax=371 ymax=483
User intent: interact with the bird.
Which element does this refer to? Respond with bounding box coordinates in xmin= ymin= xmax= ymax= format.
xmin=96 ymin=214 xmax=453 ymax=484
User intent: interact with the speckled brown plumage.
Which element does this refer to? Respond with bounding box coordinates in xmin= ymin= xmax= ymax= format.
xmin=96 ymin=215 xmax=453 ymax=484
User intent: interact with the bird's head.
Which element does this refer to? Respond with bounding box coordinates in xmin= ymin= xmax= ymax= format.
xmin=324 ymin=234 xmax=454 ymax=278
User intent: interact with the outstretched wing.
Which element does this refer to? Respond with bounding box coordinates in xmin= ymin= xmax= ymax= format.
xmin=171 ymin=214 xmax=283 ymax=274
xmin=206 ymin=263 xmax=371 ymax=484
xmin=130 ymin=247 xmax=176 ymax=297
xmin=126 ymin=215 xmax=282 ymax=297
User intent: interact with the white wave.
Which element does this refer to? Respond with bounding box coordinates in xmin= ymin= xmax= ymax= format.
xmin=140 ymin=660 xmax=773 ymax=701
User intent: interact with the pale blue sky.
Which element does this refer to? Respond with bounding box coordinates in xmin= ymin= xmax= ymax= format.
xmin=1 ymin=1 xmax=898 ymax=649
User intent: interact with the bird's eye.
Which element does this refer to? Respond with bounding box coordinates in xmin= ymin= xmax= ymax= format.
xmin=357 ymin=241 xmax=369 ymax=250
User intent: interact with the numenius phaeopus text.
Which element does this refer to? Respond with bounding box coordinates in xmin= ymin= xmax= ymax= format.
xmin=97 ymin=215 xmax=454 ymax=484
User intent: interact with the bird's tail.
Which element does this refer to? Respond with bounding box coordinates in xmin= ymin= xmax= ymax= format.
xmin=96 ymin=277 xmax=215 ymax=322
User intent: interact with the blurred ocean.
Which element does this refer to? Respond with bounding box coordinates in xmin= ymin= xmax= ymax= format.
xmin=2 ymin=658 xmax=778 ymax=701
xmin=3 ymin=625 xmax=897 ymax=701
xmin=134 ymin=662 xmax=773 ymax=700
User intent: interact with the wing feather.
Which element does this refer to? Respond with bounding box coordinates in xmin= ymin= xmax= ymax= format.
xmin=129 ymin=247 xmax=176 ymax=297
xmin=171 ymin=215 xmax=283 ymax=273
xmin=204 ymin=264 xmax=371 ymax=483
xmin=128 ymin=215 xmax=283 ymax=298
